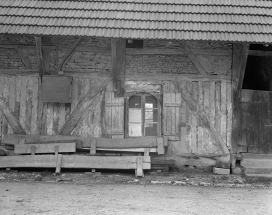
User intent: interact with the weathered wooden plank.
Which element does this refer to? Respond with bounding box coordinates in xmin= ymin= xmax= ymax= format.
xmin=174 ymin=81 xmax=229 ymax=154
xmin=59 ymin=79 xmax=109 ymax=135
xmin=46 ymin=103 xmax=54 ymax=135
xmin=19 ymin=76 xmax=27 ymax=131
xmin=0 ymin=97 xmax=26 ymax=134
xmin=8 ymin=76 xmax=16 ymax=134
xmin=15 ymin=142 xmax=76 ymax=154
xmin=25 ymin=77 xmax=33 ymax=134
xmin=30 ymin=77 xmax=39 ymax=134
xmin=203 ymin=81 xmax=210 ymax=153
xmin=2 ymin=76 xmax=10 ymax=135
xmin=231 ymin=43 xmax=249 ymax=153
xmin=220 ymin=81 xmax=227 ymax=148
xmin=226 ymin=82 xmax=232 ymax=147
xmin=53 ymin=104 xmax=60 ymax=135
xmin=197 ymin=81 xmax=203 ymax=153
xmin=191 ymin=82 xmax=198 ymax=153
xmin=58 ymin=104 xmax=66 ymax=132
xmin=209 ymin=81 xmax=216 ymax=152
xmin=96 ymin=137 xmax=160 ymax=149
xmin=0 ymin=77 xmax=5 ymax=137
xmin=0 ymin=155 xmax=151 ymax=170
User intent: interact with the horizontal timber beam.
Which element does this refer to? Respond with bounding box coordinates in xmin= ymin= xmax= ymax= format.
xmin=0 ymin=155 xmax=151 ymax=170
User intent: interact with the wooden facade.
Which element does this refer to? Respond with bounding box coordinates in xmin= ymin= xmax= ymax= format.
xmin=0 ymin=35 xmax=235 ymax=157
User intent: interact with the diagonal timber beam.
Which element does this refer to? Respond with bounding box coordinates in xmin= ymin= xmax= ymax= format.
xmin=173 ymin=81 xmax=229 ymax=154
xmin=58 ymin=79 xmax=110 ymax=135
xmin=58 ymin=37 xmax=83 ymax=71
xmin=8 ymin=36 xmax=32 ymax=70
xmin=180 ymin=42 xmax=207 ymax=75
xmin=0 ymin=97 xmax=26 ymax=134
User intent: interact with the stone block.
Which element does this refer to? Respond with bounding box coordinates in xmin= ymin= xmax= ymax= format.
xmin=213 ymin=167 xmax=230 ymax=175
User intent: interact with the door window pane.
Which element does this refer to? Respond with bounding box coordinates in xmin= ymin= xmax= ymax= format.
xmin=129 ymin=95 xmax=141 ymax=108
xmin=128 ymin=123 xmax=142 ymax=136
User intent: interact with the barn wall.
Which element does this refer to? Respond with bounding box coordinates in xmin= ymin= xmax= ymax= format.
xmin=163 ymin=80 xmax=232 ymax=155
xmin=0 ymin=34 xmax=232 ymax=154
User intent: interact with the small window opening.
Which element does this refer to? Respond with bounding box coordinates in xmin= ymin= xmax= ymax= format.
xmin=126 ymin=39 xmax=143 ymax=48
xmin=242 ymin=44 xmax=272 ymax=91
xmin=128 ymin=94 xmax=158 ymax=137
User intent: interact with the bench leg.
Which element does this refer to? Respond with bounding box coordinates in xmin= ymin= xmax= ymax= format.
xmin=136 ymin=157 xmax=144 ymax=177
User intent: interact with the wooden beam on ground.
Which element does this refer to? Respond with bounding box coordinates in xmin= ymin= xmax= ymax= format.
xmin=180 ymin=42 xmax=207 ymax=75
xmin=96 ymin=137 xmax=160 ymax=148
xmin=8 ymin=37 xmax=33 ymax=70
xmin=14 ymin=142 xmax=76 ymax=154
xmin=111 ymin=38 xmax=126 ymax=95
xmin=58 ymin=37 xmax=83 ymax=72
xmin=231 ymin=43 xmax=249 ymax=154
xmin=34 ymin=36 xmax=46 ymax=78
xmin=0 ymin=97 xmax=26 ymax=134
xmin=174 ymin=82 xmax=229 ymax=154
xmin=58 ymin=79 xmax=110 ymax=135
xmin=0 ymin=155 xmax=151 ymax=170
xmin=2 ymin=134 xmax=85 ymax=148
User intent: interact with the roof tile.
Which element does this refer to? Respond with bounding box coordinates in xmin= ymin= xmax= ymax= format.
xmin=0 ymin=0 xmax=272 ymax=43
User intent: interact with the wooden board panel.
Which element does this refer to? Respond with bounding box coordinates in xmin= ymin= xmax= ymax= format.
xmin=96 ymin=137 xmax=159 ymax=148
xmin=41 ymin=76 xmax=72 ymax=103
xmin=163 ymin=92 xmax=181 ymax=139
xmin=105 ymin=92 xmax=124 ymax=137
xmin=15 ymin=142 xmax=76 ymax=154
xmin=0 ymin=155 xmax=151 ymax=170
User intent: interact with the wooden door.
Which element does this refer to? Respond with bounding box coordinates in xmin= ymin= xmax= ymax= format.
xmin=240 ymin=89 xmax=272 ymax=153
xmin=105 ymin=92 xmax=124 ymax=138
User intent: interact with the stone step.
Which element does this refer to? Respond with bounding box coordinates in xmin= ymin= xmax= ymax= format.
xmin=241 ymin=153 xmax=272 ymax=159
xmin=241 ymin=158 xmax=272 ymax=168
xmin=245 ymin=167 xmax=272 ymax=175
xmin=244 ymin=173 xmax=272 ymax=178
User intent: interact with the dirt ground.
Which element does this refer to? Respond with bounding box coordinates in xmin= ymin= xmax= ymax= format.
xmin=0 ymin=167 xmax=272 ymax=188
xmin=0 ymin=181 xmax=272 ymax=215
xmin=0 ymin=168 xmax=272 ymax=215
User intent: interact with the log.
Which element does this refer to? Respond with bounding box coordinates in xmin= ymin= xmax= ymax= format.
xmin=58 ymin=79 xmax=110 ymax=135
xmin=96 ymin=137 xmax=159 ymax=148
xmin=14 ymin=142 xmax=76 ymax=154
xmin=0 ymin=155 xmax=151 ymax=170
xmin=0 ymin=97 xmax=26 ymax=134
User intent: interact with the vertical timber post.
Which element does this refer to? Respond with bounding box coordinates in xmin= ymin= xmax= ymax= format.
xmin=231 ymin=43 xmax=249 ymax=154
xmin=111 ymin=38 xmax=126 ymax=96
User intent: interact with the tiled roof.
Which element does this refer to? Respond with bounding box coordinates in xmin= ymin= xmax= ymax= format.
xmin=0 ymin=0 xmax=272 ymax=43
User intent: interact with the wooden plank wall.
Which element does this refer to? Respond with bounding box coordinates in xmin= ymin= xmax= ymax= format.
xmin=0 ymin=75 xmax=104 ymax=140
xmin=164 ymin=80 xmax=232 ymax=154
xmin=0 ymin=75 xmax=39 ymax=137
